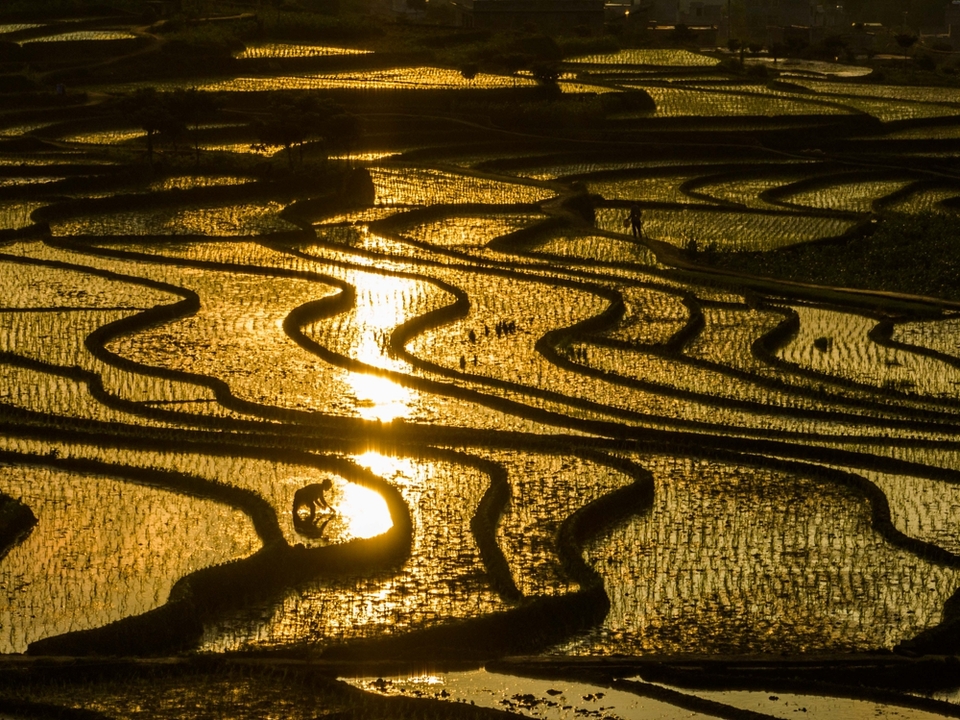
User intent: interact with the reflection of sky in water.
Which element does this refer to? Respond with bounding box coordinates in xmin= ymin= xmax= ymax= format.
xmin=7 ymin=93 xmax=960 ymax=671
xmin=0 ymin=465 xmax=259 ymax=654
xmin=346 ymin=371 xmax=416 ymax=423
xmin=348 ymin=670 xmax=714 ymax=720
xmin=337 ymin=481 xmax=393 ymax=539
xmin=354 ymin=670 xmax=960 ymax=719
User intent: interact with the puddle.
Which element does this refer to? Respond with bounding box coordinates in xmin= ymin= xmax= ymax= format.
xmin=348 ymin=668 xmax=715 ymax=720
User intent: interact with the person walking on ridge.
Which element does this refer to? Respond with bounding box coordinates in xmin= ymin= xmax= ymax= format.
xmin=628 ymin=204 xmax=644 ymax=239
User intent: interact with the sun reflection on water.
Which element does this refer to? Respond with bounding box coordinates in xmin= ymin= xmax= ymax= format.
xmin=348 ymin=371 xmax=414 ymax=422
xmin=338 ymin=482 xmax=393 ymax=539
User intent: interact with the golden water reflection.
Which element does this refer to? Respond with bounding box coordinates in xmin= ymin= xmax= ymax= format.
xmin=338 ymin=482 xmax=393 ymax=539
xmin=347 ymin=371 xmax=415 ymax=423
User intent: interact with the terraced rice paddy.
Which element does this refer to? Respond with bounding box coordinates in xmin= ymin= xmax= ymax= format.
xmin=235 ymin=43 xmax=373 ymax=59
xmin=195 ymin=67 xmax=538 ymax=92
xmin=5 ymin=21 xmax=960 ymax=718
xmin=567 ymin=49 xmax=720 ymax=67
xmin=19 ymin=30 xmax=137 ymax=43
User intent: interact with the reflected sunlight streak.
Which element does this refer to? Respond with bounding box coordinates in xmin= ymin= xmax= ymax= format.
xmin=348 ymin=371 xmax=415 ymax=423
xmin=339 ymin=482 xmax=393 ymax=539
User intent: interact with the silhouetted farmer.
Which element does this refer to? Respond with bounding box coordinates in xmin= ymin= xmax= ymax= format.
xmin=293 ymin=478 xmax=333 ymax=523
xmin=628 ymin=204 xmax=643 ymax=238
xmin=293 ymin=478 xmax=335 ymax=539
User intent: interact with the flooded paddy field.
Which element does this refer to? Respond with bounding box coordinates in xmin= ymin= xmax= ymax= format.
xmin=4 ymin=11 xmax=960 ymax=719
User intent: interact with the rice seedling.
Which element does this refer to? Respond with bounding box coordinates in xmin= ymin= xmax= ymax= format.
xmin=883 ymin=188 xmax=960 ymax=213
xmin=403 ymin=215 xmax=538 ymax=251
xmin=60 ymin=128 xmax=145 ymax=145
xmin=235 ymin=43 xmax=372 ymax=59
xmin=594 ymin=207 xmax=855 ymax=252
xmin=627 ymin=86 xmax=850 ymax=117
xmin=777 ymin=180 xmax=913 ymax=213
xmin=194 ymin=68 xmax=536 ymax=93
xmin=529 ymin=232 xmax=661 ymax=266
xmin=20 ymin=30 xmax=137 ymax=42
xmin=49 ymin=202 xmax=296 ymax=237
xmin=0 ymin=202 xmax=45 ymax=231
xmin=569 ymin=455 xmax=960 ymax=656
xmin=778 ymin=306 xmax=960 ymax=398
xmin=202 ymin=455 xmax=507 ymax=652
xmin=586 ymin=175 xmax=713 ymax=204
xmin=791 ymin=79 xmax=960 ymax=104
xmin=369 ymin=167 xmax=555 ymax=206
xmin=567 ymin=49 xmax=720 ymax=67
xmin=749 ymin=58 xmax=872 ymax=77
xmin=0 ymin=463 xmax=259 ymax=653
xmin=0 ymin=24 xmax=43 ymax=34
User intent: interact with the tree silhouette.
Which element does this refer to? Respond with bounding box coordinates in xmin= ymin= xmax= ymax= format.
xmin=122 ymin=88 xmax=184 ymax=166
xmin=253 ymin=93 xmax=357 ymax=169
xmin=169 ymin=88 xmax=220 ymax=169
xmin=895 ymin=32 xmax=918 ymax=56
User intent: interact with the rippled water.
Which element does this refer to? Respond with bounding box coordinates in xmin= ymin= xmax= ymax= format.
xmin=3 ymin=52 xmax=960 ymax=697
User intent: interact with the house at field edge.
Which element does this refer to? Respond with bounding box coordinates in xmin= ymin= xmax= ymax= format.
xmin=744 ymin=0 xmax=845 ymax=47
xmin=144 ymin=0 xmax=181 ymax=16
xmin=449 ymin=0 xmax=605 ymax=33
xmin=617 ymin=0 xmax=723 ymax=44
xmin=626 ymin=0 xmax=844 ymax=46
xmin=948 ymin=0 xmax=960 ymax=48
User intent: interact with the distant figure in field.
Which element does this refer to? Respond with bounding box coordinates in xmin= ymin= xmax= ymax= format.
xmin=628 ymin=204 xmax=643 ymax=238
xmin=293 ymin=479 xmax=334 ymax=538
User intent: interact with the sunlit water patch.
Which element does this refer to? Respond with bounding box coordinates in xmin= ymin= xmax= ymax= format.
xmin=105 ymin=263 xmax=358 ymax=412
xmin=885 ymin=188 xmax=960 ymax=214
xmin=194 ymin=67 xmax=534 ymax=92
xmin=20 ymin=30 xmax=137 ymax=42
xmin=403 ymin=214 xmax=539 ymax=253
xmin=61 ymin=128 xmax=145 ymax=145
xmin=369 ymin=166 xmax=555 ymax=206
xmin=778 ymin=306 xmax=960 ymax=397
xmin=600 ymin=285 xmax=689 ymax=345
xmin=587 ymin=175 xmax=714 ymax=204
xmin=62 ymin=238 xmax=562 ymax=432
xmin=148 ymin=175 xmax=254 ymax=191
xmin=0 ymin=438 xmax=393 ymax=549
xmin=0 ymin=202 xmax=45 ymax=231
xmin=631 ymin=87 xmax=849 ymax=117
xmin=349 ymin=669 xmax=712 ymax=720
xmin=692 ymin=176 xmax=810 ymax=209
xmin=748 ymin=58 xmax=873 ymax=77
xmin=893 ymin=315 xmax=960 ymax=363
xmin=0 ymin=259 xmax=171 ymax=310
xmin=567 ymin=49 xmax=719 ymax=67
xmin=530 ymin=231 xmax=660 ymax=266
xmin=0 ymin=176 xmax=63 ymax=187
xmin=778 ymin=179 xmax=914 ymax=213
xmin=595 ymin=207 xmax=854 ymax=252
xmin=659 ymin=684 xmax=952 ymax=720
xmin=562 ymin=456 xmax=960 ymax=656
xmin=488 ymin=451 xmax=636 ymax=598
xmin=0 ymin=123 xmax=55 ymax=137
xmin=0 ymin=362 xmax=178 ymax=427
xmin=842 ymin=467 xmax=960 ymax=557
xmin=0 ymin=24 xmax=43 ymax=34
xmin=202 ymin=455 xmax=507 ymax=652
xmin=49 ymin=201 xmax=296 ymax=236
xmin=235 ymin=43 xmax=372 ymax=59
xmin=882 ymin=125 xmax=960 ymax=140
xmin=0 ymin=464 xmax=259 ymax=654
xmin=788 ymin=79 xmax=960 ymax=105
